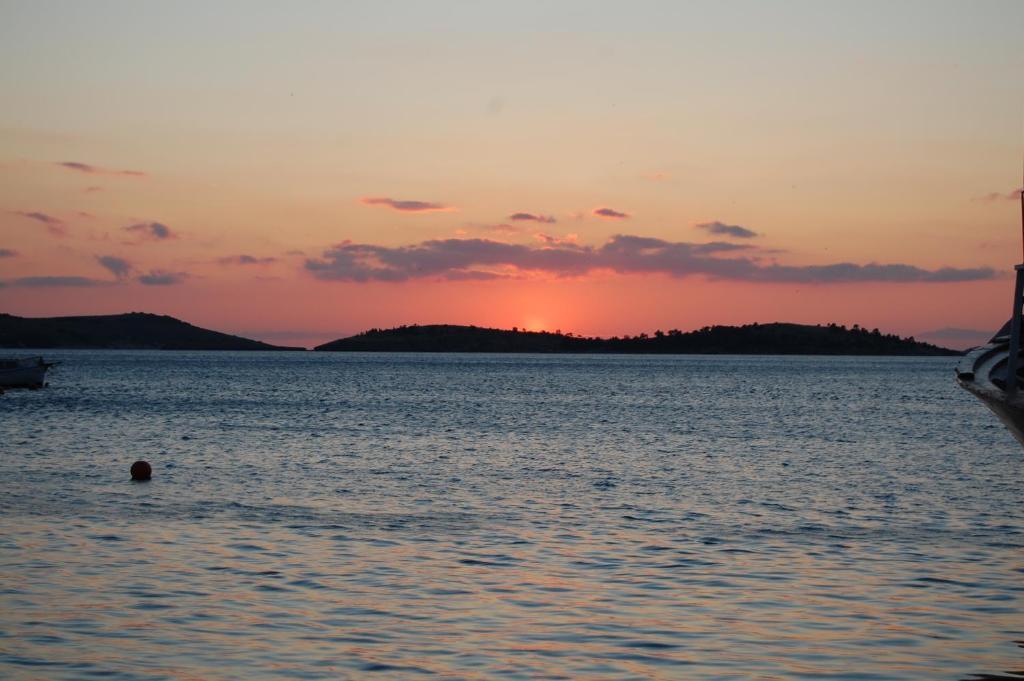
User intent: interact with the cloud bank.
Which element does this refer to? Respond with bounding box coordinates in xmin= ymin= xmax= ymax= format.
xmin=2 ymin=276 xmax=109 ymax=288
xmin=304 ymin=234 xmax=994 ymax=284
xmin=2 ymin=261 xmax=188 ymax=288
xmin=359 ymin=197 xmax=454 ymax=213
xmin=695 ymin=221 xmax=759 ymax=239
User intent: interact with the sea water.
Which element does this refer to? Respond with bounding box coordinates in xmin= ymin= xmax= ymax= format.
xmin=0 ymin=351 xmax=1021 ymax=680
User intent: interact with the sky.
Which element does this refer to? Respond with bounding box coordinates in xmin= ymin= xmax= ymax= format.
xmin=1 ymin=0 xmax=1022 ymax=349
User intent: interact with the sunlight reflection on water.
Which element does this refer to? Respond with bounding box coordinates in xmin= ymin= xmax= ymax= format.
xmin=1 ymin=351 xmax=1022 ymax=679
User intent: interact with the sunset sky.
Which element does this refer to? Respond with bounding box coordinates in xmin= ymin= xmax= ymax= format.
xmin=1 ymin=0 xmax=1022 ymax=348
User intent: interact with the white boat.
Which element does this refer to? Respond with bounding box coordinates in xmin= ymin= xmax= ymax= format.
xmin=0 ymin=356 xmax=54 ymax=389
xmin=957 ymin=312 xmax=1024 ymax=446
xmin=956 ymin=179 xmax=1024 ymax=447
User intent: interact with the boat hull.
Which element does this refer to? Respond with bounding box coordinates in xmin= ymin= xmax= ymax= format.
xmin=956 ymin=333 xmax=1024 ymax=448
xmin=0 ymin=357 xmax=51 ymax=389
xmin=959 ymin=379 xmax=1024 ymax=447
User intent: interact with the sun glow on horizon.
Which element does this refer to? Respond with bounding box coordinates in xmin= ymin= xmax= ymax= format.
xmin=522 ymin=318 xmax=547 ymax=333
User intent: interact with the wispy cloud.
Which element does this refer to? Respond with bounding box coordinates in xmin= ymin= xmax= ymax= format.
xmin=0 ymin=248 xmax=19 ymax=258
xmin=973 ymin=187 xmax=1023 ymax=202
xmin=12 ymin=211 xmax=66 ymax=237
xmin=218 ymin=254 xmax=278 ymax=265
xmin=640 ymin=171 xmax=670 ymax=181
xmin=593 ymin=207 xmax=630 ymax=220
xmin=56 ymin=161 xmax=146 ymax=177
xmin=84 ymin=186 xmax=103 ymax=193
xmin=125 ymin=221 xmax=176 ymax=241
xmin=359 ymin=197 xmax=455 ymax=213
xmin=3 ymin=276 xmax=109 ymax=288
xmin=96 ymin=255 xmax=133 ymax=280
xmin=137 ymin=270 xmax=187 ymax=285
xmin=481 ymin=223 xmax=525 ymax=234
xmin=305 ymin=234 xmax=993 ymax=284
xmin=13 ymin=211 xmax=64 ymax=226
xmin=534 ymin=232 xmax=579 ymax=246
xmin=695 ymin=221 xmax=759 ymax=239
xmin=442 ymin=270 xmax=508 ymax=281
xmin=509 ymin=212 xmax=557 ymax=224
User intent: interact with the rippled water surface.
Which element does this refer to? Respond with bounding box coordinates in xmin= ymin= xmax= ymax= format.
xmin=1 ymin=351 xmax=1022 ymax=679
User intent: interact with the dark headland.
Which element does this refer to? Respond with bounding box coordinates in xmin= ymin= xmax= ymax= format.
xmin=0 ymin=313 xmax=303 ymax=351
xmin=0 ymin=314 xmax=960 ymax=355
xmin=316 ymin=323 xmax=959 ymax=356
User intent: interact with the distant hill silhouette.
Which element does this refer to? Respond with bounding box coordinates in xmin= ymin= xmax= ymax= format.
xmin=316 ymin=323 xmax=959 ymax=356
xmin=0 ymin=313 xmax=303 ymax=350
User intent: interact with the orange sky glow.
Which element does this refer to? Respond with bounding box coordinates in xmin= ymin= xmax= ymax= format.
xmin=1 ymin=2 xmax=1022 ymax=349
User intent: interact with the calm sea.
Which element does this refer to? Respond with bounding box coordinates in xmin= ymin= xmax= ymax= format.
xmin=1 ymin=351 xmax=1021 ymax=680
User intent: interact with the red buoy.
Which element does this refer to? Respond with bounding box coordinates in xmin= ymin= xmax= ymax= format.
xmin=130 ymin=460 xmax=152 ymax=481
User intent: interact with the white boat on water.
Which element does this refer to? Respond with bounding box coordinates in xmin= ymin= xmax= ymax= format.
xmin=0 ymin=356 xmax=54 ymax=389
xmin=957 ymin=311 xmax=1024 ymax=446
xmin=955 ymin=179 xmax=1024 ymax=448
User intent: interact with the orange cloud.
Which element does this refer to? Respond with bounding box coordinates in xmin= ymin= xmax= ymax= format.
xmin=534 ymin=232 xmax=579 ymax=245
xmin=481 ymin=223 xmax=526 ymax=234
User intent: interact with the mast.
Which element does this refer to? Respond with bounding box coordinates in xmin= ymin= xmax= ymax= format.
xmin=1007 ymin=160 xmax=1024 ymax=394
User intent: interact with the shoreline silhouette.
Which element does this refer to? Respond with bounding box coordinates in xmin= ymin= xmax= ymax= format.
xmin=0 ymin=313 xmax=959 ymax=356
